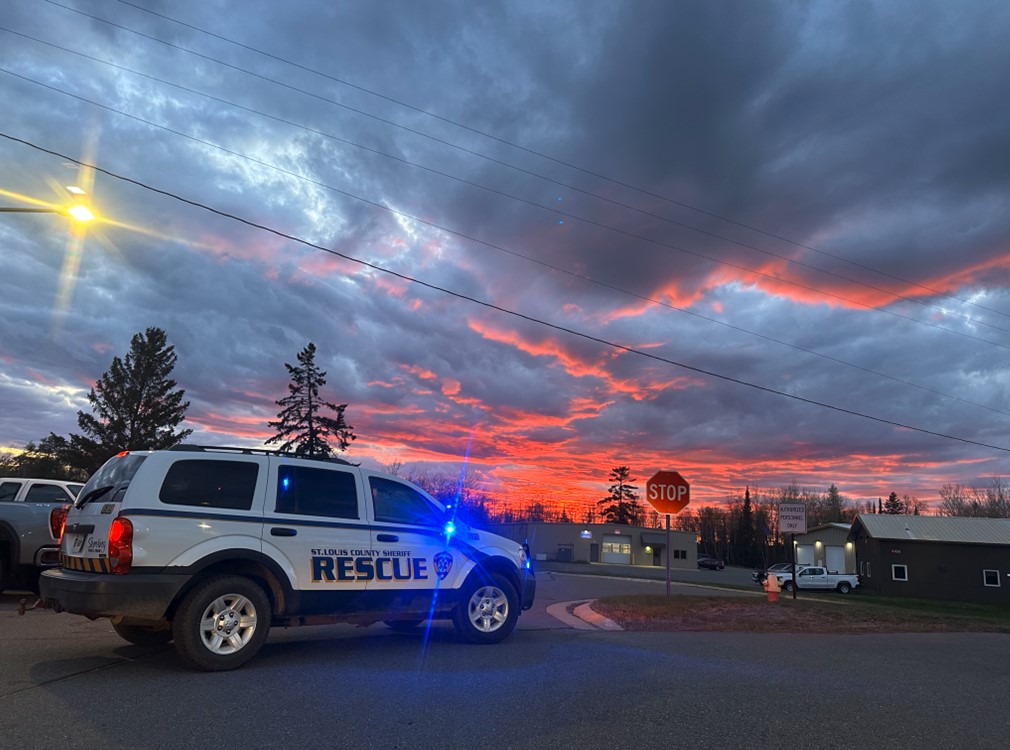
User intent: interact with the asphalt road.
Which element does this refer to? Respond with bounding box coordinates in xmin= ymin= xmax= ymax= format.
xmin=2 ymin=568 xmax=1008 ymax=749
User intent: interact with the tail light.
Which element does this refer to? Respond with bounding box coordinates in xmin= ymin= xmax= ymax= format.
xmin=108 ymin=516 xmax=134 ymax=574
xmin=50 ymin=506 xmax=69 ymax=541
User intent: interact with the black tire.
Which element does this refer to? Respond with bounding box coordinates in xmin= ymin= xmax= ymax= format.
xmin=112 ymin=620 xmax=173 ymax=647
xmin=782 ymin=580 xmax=795 ymax=592
xmin=172 ymin=575 xmax=271 ymax=672
xmin=837 ymin=581 xmax=852 ymax=594
xmin=0 ymin=554 xmax=10 ymax=593
xmin=451 ymin=571 xmax=519 ymax=644
xmin=384 ymin=619 xmax=424 ymax=632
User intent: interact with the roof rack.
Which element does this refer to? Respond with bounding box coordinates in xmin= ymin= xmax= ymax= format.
xmin=169 ymin=444 xmax=353 ymax=465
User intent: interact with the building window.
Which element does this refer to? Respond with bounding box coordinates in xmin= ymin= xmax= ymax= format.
xmin=673 ymin=549 xmax=687 ymax=559
xmin=865 ymin=561 xmax=871 ymax=578
xmin=892 ymin=564 xmax=908 ymax=582
xmin=983 ymin=569 xmax=1001 ymax=587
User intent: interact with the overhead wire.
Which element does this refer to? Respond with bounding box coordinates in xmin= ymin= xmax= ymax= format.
xmin=8 ymin=28 xmax=1010 ymax=348
xmin=109 ymin=0 xmax=1010 ymax=321
xmin=4 ymin=130 xmax=1010 ymax=456
xmin=3 ymin=62 xmax=1010 ymax=424
xmin=41 ymin=1 xmax=1010 ymax=329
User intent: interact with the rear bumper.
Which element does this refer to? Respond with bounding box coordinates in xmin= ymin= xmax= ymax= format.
xmin=33 ymin=545 xmax=61 ymax=567
xmin=40 ymin=568 xmax=190 ymax=622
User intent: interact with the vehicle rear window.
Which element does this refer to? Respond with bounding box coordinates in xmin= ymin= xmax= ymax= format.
xmin=24 ymin=484 xmax=74 ymax=503
xmin=77 ymin=453 xmax=148 ymax=506
xmin=0 ymin=481 xmax=23 ymax=502
xmin=160 ymin=460 xmax=259 ymax=510
xmin=275 ymin=466 xmax=358 ymax=519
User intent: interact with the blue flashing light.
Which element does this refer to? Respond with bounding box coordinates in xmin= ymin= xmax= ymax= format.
xmin=281 ymin=477 xmax=290 ymax=490
xmin=444 ymin=521 xmax=456 ymax=538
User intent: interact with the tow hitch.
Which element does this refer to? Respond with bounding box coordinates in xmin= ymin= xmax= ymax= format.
xmin=17 ymin=597 xmax=53 ymax=616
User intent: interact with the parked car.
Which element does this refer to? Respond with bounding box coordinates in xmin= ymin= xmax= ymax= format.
xmin=697 ymin=555 xmax=725 ymax=570
xmin=775 ymin=565 xmax=859 ymax=594
xmin=751 ymin=562 xmax=801 ymax=583
xmin=38 ymin=446 xmax=536 ymax=671
xmin=0 ymin=477 xmax=82 ymax=592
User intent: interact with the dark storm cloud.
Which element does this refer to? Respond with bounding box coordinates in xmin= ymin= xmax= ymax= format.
xmin=3 ymin=0 xmax=1010 ymax=506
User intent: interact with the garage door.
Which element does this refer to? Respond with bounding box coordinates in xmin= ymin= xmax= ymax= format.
xmin=796 ymin=545 xmax=814 ymax=566
xmin=601 ymin=535 xmax=632 ymax=564
xmin=826 ymin=545 xmax=845 ymax=573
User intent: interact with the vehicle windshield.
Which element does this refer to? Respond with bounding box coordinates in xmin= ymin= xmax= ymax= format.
xmin=75 ymin=453 xmax=147 ymax=507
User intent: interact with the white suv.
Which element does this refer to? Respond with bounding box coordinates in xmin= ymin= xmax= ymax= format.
xmin=40 ymin=446 xmax=535 ymax=671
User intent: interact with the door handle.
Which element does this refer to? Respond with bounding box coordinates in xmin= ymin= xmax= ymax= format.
xmin=376 ymin=533 xmax=399 ymax=542
xmin=270 ymin=527 xmax=298 ymax=537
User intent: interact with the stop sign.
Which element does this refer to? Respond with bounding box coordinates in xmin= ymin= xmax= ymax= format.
xmin=646 ymin=470 xmax=691 ymax=514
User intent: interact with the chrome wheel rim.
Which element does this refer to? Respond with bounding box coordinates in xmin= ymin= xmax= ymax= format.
xmin=199 ymin=593 xmax=259 ymax=655
xmin=467 ymin=584 xmax=509 ymax=633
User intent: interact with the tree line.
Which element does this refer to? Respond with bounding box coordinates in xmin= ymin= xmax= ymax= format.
xmin=5 ymin=329 xmax=1008 ymax=544
xmin=2 ymin=328 xmax=354 ymax=479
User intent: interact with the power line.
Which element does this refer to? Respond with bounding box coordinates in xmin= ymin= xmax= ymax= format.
xmin=43 ymin=1 xmax=1010 ymax=327
xmin=10 ymin=29 xmax=1010 ymax=348
xmin=3 ymin=63 xmax=1009 ymax=421
xmin=105 ymin=0 xmax=1010 ymax=322
xmin=4 ymin=130 xmax=1009 ymax=455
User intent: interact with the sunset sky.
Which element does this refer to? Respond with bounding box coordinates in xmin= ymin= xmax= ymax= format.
xmin=3 ymin=1 xmax=1010 ymax=518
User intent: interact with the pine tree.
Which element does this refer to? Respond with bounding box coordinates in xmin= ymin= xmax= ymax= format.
xmin=62 ymin=327 xmax=191 ymax=474
xmin=883 ymin=491 xmax=904 ymax=514
xmin=597 ymin=466 xmax=643 ymax=525
xmin=737 ymin=487 xmax=756 ymax=566
xmin=824 ymin=483 xmax=845 ymax=522
xmin=267 ymin=342 xmax=355 ymax=457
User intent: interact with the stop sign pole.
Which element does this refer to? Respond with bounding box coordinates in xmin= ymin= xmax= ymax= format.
xmin=645 ymin=471 xmax=691 ymax=596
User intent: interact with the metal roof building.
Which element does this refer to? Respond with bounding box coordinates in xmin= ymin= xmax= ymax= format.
xmin=849 ymin=514 xmax=1010 ymax=603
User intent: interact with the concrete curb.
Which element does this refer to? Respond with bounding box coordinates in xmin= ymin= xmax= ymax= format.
xmin=574 ymin=601 xmax=623 ymax=631
xmin=546 ymin=599 xmax=624 ymax=631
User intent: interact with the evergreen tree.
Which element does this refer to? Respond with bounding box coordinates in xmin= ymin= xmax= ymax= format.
xmin=737 ymin=487 xmax=757 ymax=566
xmin=267 ymin=342 xmax=355 ymax=457
xmin=60 ymin=327 xmax=191 ymax=474
xmin=10 ymin=435 xmax=89 ymax=481
xmin=883 ymin=491 xmax=904 ymax=514
xmin=597 ymin=466 xmax=643 ymax=525
xmin=824 ymin=483 xmax=845 ymax=522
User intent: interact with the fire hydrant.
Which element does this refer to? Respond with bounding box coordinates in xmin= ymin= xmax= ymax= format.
xmin=763 ymin=574 xmax=780 ymax=603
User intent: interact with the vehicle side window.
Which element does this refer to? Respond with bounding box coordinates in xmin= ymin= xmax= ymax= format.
xmin=24 ymin=484 xmax=73 ymax=503
xmin=0 ymin=481 xmax=23 ymax=502
xmin=160 ymin=460 xmax=258 ymax=510
xmin=370 ymin=477 xmax=442 ymax=527
xmin=275 ymin=466 xmax=358 ymax=519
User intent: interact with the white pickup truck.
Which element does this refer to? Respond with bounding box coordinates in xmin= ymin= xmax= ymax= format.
xmin=0 ymin=477 xmax=81 ymax=592
xmin=774 ymin=565 xmax=859 ymax=594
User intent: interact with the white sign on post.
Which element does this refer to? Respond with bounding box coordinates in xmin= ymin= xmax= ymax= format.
xmin=778 ymin=503 xmax=807 ymax=534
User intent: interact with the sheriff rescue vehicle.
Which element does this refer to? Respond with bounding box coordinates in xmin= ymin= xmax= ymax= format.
xmin=37 ymin=446 xmax=535 ymax=671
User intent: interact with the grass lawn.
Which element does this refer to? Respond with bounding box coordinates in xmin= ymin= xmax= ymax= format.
xmin=591 ymin=593 xmax=1010 ymax=633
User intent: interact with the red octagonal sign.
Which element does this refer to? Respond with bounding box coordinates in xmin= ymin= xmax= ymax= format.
xmin=646 ymin=470 xmax=691 ymax=515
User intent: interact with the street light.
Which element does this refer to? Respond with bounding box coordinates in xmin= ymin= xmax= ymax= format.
xmin=0 ymin=206 xmax=93 ymax=221
xmin=0 ymin=186 xmax=95 ymax=222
